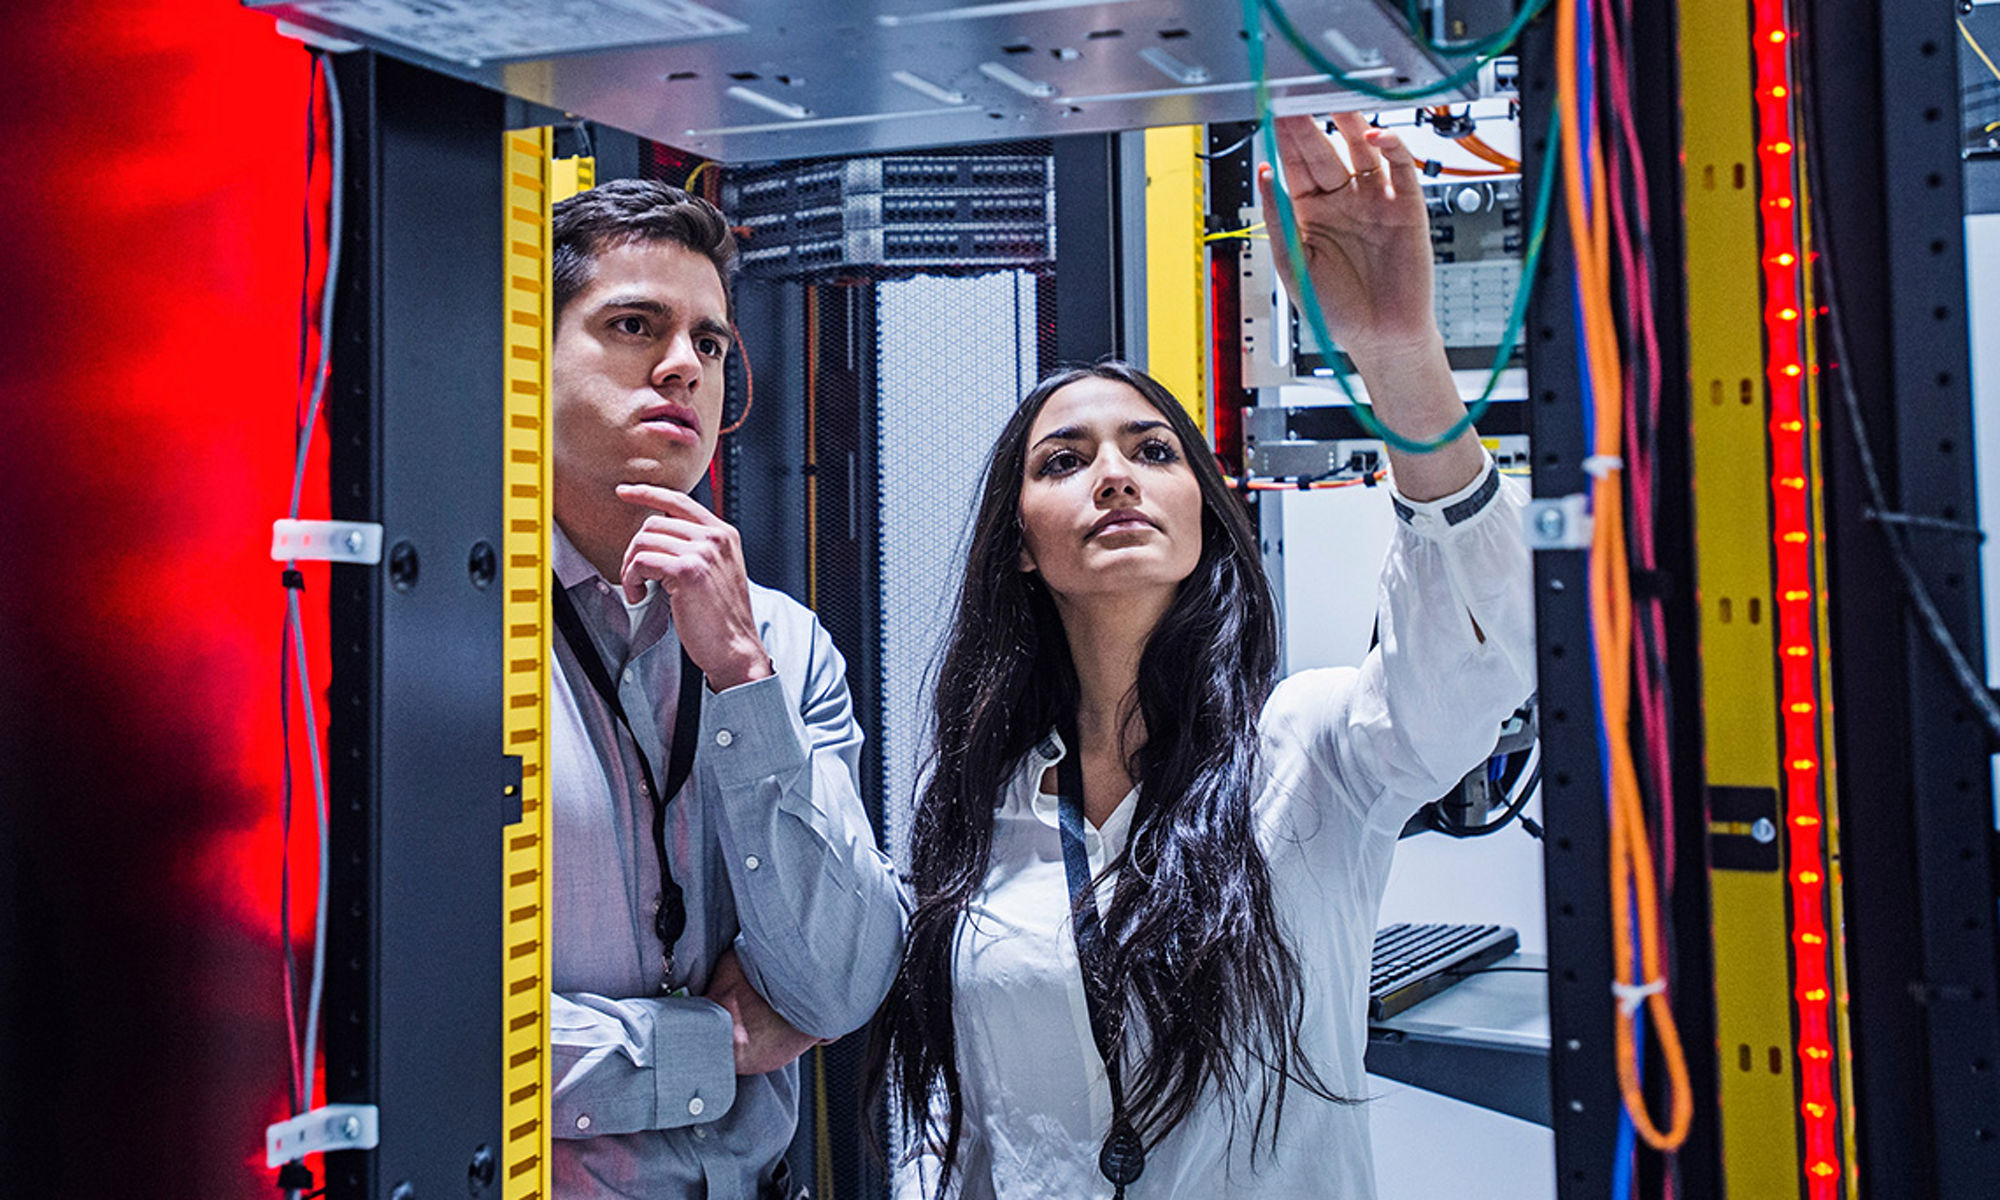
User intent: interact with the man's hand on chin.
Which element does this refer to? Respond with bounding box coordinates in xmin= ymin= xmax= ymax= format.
xmin=615 ymin=483 xmax=774 ymax=691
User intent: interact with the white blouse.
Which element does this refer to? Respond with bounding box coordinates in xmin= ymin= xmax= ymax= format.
xmin=918 ymin=457 xmax=1535 ymax=1200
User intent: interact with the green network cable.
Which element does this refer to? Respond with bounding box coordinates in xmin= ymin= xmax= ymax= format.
xmin=1261 ymin=0 xmax=1551 ymax=104
xmin=1243 ymin=0 xmax=1559 ymax=454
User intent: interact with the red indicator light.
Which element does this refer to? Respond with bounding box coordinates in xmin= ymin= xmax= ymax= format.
xmin=1774 ymin=252 xmax=1797 ymax=266
xmin=1811 ymin=1162 xmax=1838 ymax=1179
xmin=1778 ymin=307 xmax=1799 ymax=321
xmin=1800 ymin=931 xmax=1825 ymax=946
xmin=1782 ymin=532 xmax=1809 ymax=545
xmin=1791 ymin=758 xmax=1817 ymax=772
xmin=1782 ymin=363 xmax=1804 ymax=377
xmin=1794 ymin=814 xmax=1821 ymax=828
xmin=1769 ymin=29 xmax=1788 ymax=44
xmin=1772 ymin=85 xmax=1789 ymax=98
xmin=1783 ymin=591 xmax=1810 ymax=603
xmin=1769 ymin=140 xmax=1793 ymax=155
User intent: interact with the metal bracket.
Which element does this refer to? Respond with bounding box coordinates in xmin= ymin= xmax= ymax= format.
xmin=265 ymin=1103 xmax=380 ymax=1167
xmin=1523 ymin=494 xmax=1592 ymax=550
xmin=271 ymin=518 xmax=385 ymax=565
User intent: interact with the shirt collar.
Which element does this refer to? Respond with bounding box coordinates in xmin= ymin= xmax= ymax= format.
xmin=552 ymin=522 xmax=600 ymax=591
xmin=1023 ymin=729 xmax=1137 ymax=855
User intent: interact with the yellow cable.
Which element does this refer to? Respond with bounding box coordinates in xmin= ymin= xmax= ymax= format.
xmin=1961 ymin=18 xmax=2000 ymax=87
xmin=684 ymin=160 xmax=712 ymax=194
xmin=1204 ymin=222 xmax=1267 ymax=242
xmin=813 ymin=1046 xmax=835 ymax=1200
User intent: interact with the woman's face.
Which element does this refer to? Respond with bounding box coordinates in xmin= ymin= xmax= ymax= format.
xmin=1017 ymin=376 xmax=1205 ymax=602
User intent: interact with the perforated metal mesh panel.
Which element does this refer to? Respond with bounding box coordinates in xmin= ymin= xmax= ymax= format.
xmin=876 ymin=270 xmax=1045 ymax=872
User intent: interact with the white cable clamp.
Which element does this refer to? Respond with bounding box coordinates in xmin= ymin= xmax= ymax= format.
xmin=266 ymin=1103 xmax=379 ymax=1167
xmin=272 ymin=519 xmax=384 ymax=565
xmin=1582 ymin=454 xmax=1624 ymax=478
xmin=1612 ymin=977 xmax=1666 ymax=1016
xmin=273 ymin=20 xmax=362 ymax=54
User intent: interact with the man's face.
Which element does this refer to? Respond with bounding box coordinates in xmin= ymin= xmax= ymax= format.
xmin=551 ymin=237 xmax=732 ymax=511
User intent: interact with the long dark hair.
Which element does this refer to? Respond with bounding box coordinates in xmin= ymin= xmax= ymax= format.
xmin=866 ymin=361 xmax=1339 ymax=1186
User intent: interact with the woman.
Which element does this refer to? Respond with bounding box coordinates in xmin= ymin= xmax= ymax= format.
xmin=868 ymin=114 xmax=1536 ymax=1199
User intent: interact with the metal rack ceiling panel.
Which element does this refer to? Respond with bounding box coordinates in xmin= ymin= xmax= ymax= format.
xmin=245 ymin=0 xmax=1475 ymax=161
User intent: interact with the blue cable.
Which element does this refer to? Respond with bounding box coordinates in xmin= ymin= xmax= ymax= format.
xmin=1566 ymin=4 xmax=1643 ymax=1194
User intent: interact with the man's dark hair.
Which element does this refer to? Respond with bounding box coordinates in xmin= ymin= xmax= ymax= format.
xmin=550 ymin=178 xmax=737 ymax=325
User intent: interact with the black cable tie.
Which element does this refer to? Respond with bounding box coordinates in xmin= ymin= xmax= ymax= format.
xmin=281 ymin=568 xmax=307 ymax=591
xmin=1629 ymin=568 xmax=1672 ymax=598
xmin=276 ymin=1162 xmax=314 ymax=1191
xmin=1361 ymin=470 xmax=1378 ymax=488
xmin=800 ymin=463 xmax=818 ymax=478
xmin=1520 ymin=816 xmax=1544 ymax=840
xmin=1421 ymin=159 xmax=1443 ymax=178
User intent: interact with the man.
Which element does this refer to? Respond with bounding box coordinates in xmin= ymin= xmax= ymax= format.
xmin=544 ymin=179 xmax=905 ymax=1199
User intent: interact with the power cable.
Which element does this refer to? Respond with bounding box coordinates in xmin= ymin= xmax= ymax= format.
xmin=277 ymin=51 xmax=343 ymax=1200
xmin=1794 ymin=15 xmax=2000 ymax=744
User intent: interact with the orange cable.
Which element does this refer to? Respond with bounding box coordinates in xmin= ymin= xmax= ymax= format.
xmin=1558 ymin=0 xmax=1694 ymax=1152
xmin=804 ymin=285 xmax=819 ymax=609
xmin=1461 ymin=133 xmax=1523 ymax=172
xmin=718 ymin=323 xmax=754 ymax=435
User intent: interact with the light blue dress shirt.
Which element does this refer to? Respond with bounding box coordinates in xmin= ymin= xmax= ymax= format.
xmin=548 ymin=526 xmax=906 ymax=1199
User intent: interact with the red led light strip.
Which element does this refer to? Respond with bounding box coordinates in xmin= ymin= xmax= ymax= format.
xmin=1751 ymin=2 xmax=1841 ymax=1195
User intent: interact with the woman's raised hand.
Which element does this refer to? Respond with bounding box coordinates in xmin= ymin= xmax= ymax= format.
xmin=1256 ymin=112 xmax=1442 ymax=371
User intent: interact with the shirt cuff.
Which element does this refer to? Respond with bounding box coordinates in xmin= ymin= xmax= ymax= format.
xmin=652 ymin=1000 xmax=736 ymax=1128
xmin=701 ymin=672 xmax=811 ymax=790
xmin=1388 ymin=452 xmax=1503 ymax=541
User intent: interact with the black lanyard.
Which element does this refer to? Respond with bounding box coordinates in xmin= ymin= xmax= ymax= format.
xmin=1056 ymin=720 xmax=1146 ymax=1196
xmin=551 ymin=574 xmax=704 ymax=988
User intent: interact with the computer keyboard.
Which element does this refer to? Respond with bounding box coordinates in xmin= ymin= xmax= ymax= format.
xmin=1369 ymin=922 xmax=1522 ymax=1021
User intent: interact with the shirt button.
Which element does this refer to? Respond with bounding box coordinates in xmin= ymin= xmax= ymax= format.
xmin=693 ymin=1126 xmax=708 ymax=1141
xmin=622 ymin=667 xmax=636 ymax=685
xmin=715 ymin=729 xmax=734 ymax=748
xmin=575 ymin=1114 xmax=591 ymax=1131
xmin=595 ymin=580 xmax=611 ymax=595
xmin=687 ymin=1096 xmax=706 ymax=1117
xmin=745 ymin=855 xmax=761 ymax=871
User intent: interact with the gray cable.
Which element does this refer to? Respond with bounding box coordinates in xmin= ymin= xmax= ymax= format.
xmin=291 ymin=589 xmax=332 ymax=1115
xmin=284 ymin=50 xmax=343 ymax=1128
xmin=290 ymin=53 xmax=343 ymax=522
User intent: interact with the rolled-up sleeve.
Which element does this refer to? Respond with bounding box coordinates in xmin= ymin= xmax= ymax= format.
xmin=550 ymin=992 xmax=736 ymax=1137
xmin=1297 ymin=455 xmax=1536 ymax=830
xmin=701 ymin=615 xmax=908 ymax=1040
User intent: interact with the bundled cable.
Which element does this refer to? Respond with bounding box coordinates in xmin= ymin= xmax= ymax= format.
xmin=1556 ymin=0 xmax=1694 ymax=1158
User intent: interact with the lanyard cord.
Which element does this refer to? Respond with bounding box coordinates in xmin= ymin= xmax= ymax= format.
xmin=1056 ymin=720 xmax=1147 ymax=1196
xmin=551 ymin=574 xmax=704 ymax=986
